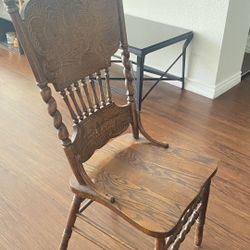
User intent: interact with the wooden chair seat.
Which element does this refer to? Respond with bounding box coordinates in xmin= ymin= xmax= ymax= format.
xmin=70 ymin=133 xmax=217 ymax=238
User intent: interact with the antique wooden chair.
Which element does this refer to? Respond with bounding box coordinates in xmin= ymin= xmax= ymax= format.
xmin=4 ymin=0 xmax=217 ymax=249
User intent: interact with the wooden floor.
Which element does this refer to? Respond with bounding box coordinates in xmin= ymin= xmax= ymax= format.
xmin=0 ymin=48 xmax=249 ymax=250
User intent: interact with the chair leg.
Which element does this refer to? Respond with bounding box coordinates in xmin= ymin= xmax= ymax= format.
xmin=155 ymin=238 xmax=166 ymax=250
xmin=59 ymin=195 xmax=83 ymax=250
xmin=194 ymin=180 xmax=211 ymax=247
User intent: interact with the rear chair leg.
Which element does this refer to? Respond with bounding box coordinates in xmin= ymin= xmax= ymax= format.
xmin=194 ymin=180 xmax=211 ymax=247
xmin=59 ymin=195 xmax=83 ymax=250
xmin=155 ymin=238 xmax=166 ymax=250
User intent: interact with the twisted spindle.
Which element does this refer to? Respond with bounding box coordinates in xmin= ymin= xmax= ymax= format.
xmin=38 ymin=82 xmax=71 ymax=146
xmin=121 ymin=50 xmax=134 ymax=103
xmin=170 ymin=204 xmax=201 ymax=250
xmin=195 ymin=181 xmax=211 ymax=246
xmin=121 ymin=46 xmax=139 ymax=139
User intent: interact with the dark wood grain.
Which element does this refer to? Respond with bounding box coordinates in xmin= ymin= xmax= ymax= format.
xmin=3 ymin=0 xmax=143 ymax=191
xmin=71 ymin=134 xmax=216 ymax=237
xmin=3 ymin=0 xmax=217 ymax=248
xmin=71 ymin=103 xmax=131 ymax=163
xmin=21 ymin=0 xmax=121 ymax=91
xmin=0 ymin=47 xmax=249 ymax=249
xmin=2 ymin=0 xmax=249 ymax=249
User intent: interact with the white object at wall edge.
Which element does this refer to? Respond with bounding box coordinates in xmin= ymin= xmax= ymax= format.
xmin=168 ymin=71 xmax=241 ymax=99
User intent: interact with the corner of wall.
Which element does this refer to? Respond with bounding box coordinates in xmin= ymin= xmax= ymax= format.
xmin=213 ymin=71 xmax=241 ymax=98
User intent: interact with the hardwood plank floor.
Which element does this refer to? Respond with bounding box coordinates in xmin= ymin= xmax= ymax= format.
xmin=0 ymin=48 xmax=249 ymax=250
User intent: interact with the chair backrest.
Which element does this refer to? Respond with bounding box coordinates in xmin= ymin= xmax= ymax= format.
xmin=4 ymin=0 xmax=138 ymax=185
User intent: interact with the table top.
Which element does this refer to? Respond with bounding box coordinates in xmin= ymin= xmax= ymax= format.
xmin=125 ymin=15 xmax=192 ymax=53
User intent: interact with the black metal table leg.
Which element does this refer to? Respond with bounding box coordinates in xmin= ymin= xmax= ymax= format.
xmin=135 ymin=55 xmax=145 ymax=111
xmin=181 ymin=36 xmax=193 ymax=89
xmin=182 ymin=45 xmax=186 ymax=89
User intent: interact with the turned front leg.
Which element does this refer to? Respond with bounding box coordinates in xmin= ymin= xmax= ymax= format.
xmin=59 ymin=195 xmax=83 ymax=250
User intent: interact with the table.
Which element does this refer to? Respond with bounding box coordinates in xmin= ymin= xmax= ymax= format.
xmin=112 ymin=15 xmax=193 ymax=110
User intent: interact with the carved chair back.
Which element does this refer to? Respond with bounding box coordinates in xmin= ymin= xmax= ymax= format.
xmin=4 ymin=0 xmax=138 ymax=187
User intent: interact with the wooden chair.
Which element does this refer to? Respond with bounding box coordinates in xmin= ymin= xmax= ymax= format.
xmin=4 ymin=0 xmax=217 ymax=249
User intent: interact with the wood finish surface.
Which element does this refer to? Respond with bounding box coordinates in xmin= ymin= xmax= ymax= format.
xmin=75 ymin=134 xmax=216 ymax=237
xmin=4 ymin=0 xmax=217 ymax=247
xmin=0 ymin=48 xmax=250 ymax=249
xmin=21 ymin=0 xmax=120 ymax=91
xmin=3 ymin=0 xmax=143 ymax=191
xmin=72 ymin=103 xmax=131 ymax=163
xmin=1 ymin=0 xmax=249 ymax=249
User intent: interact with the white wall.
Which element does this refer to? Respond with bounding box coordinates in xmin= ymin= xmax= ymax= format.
xmin=123 ymin=0 xmax=250 ymax=99
xmin=215 ymin=0 xmax=250 ymax=97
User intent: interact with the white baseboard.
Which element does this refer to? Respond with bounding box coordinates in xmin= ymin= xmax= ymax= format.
xmin=213 ymin=72 xmax=241 ymax=98
xmin=165 ymin=79 xmax=214 ymax=98
xmin=184 ymin=78 xmax=215 ymax=99
xmin=167 ymin=72 xmax=241 ymax=99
